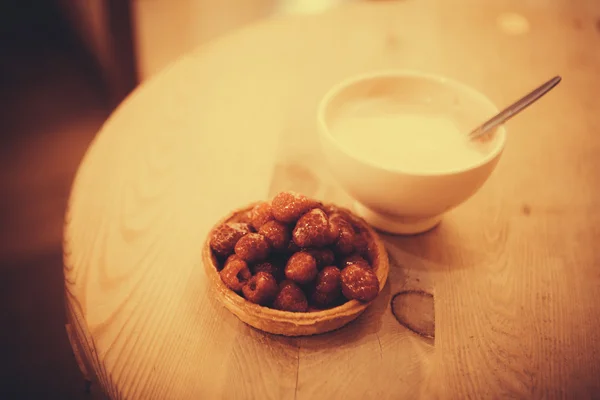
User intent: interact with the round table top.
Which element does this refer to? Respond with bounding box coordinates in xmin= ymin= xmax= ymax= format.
xmin=64 ymin=1 xmax=600 ymax=399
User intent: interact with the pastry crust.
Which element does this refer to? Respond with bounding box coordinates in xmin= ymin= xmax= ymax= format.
xmin=202 ymin=202 xmax=389 ymax=336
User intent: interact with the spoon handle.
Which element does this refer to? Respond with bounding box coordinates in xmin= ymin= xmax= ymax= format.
xmin=469 ymin=75 xmax=562 ymax=139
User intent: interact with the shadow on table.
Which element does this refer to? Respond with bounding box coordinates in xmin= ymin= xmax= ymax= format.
xmin=382 ymin=219 xmax=491 ymax=271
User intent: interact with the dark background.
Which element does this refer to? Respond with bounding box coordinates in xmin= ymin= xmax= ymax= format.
xmin=0 ymin=1 xmax=114 ymax=398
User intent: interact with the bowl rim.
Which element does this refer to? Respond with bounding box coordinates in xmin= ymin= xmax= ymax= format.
xmin=202 ymin=202 xmax=390 ymax=327
xmin=317 ymin=69 xmax=507 ymax=177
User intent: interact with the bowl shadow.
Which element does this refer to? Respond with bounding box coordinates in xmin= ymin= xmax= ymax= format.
xmin=380 ymin=216 xmax=490 ymax=272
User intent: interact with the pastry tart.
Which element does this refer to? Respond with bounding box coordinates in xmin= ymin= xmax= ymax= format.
xmin=202 ymin=192 xmax=389 ymax=336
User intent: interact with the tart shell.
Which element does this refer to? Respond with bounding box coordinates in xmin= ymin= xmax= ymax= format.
xmin=202 ymin=202 xmax=390 ymax=336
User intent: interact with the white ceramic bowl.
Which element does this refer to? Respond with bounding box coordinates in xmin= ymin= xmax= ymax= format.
xmin=317 ymin=70 xmax=506 ymax=235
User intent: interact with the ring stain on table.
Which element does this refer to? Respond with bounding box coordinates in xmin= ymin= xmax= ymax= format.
xmin=391 ymin=290 xmax=435 ymax=343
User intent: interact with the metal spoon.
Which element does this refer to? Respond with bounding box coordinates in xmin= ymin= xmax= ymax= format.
xmin=468 ymin=75 xmax=562 ymax=140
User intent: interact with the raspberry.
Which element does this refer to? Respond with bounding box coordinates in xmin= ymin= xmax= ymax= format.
xmin=252 ymin=259 xmax=284 ymax=282
xmin=234 ymin=233 xmax=271 ymax=263
xmin=249 ymin=202 xmax=273 ymax=230
xmin=340 ymin=264 xmax=380 ymax=302
xmin=306 ymin=248 xmax=335 ymax=269
xmin=219 ymin=255 xmax=251 ymax=292
xmin=339 ymin=254 xmax=370 ymax=269
xmin=252 ymin=261 xmax=277 ymax=276
xmin=329 ymin=213 xmax=355 ymax=256
xmin=315 ymin=266 xmax=342 ymax=293
xmin=310 ymin=291 xmax=345 ymax=310
xmin=285 ymin=251 xmax=318 ymax=284
xmin=292 ymin=209 xmax=335 ymax=248
xmin=236 ymin=210 xmax=253 ymax=225
xmin=258 ymin=220 xmax=291 ymax=252
xmin=310 ymin=266 xmax=340 ymax=307
xmin=242 ymin=272 xmax=279 ymax=305
xmin=230 ymin=222 xmax=252 ymax=233
xmin=209 ymin=222 xmax=252 ymax=257
xmin=353 ymin=231 xmax=370 ymax=258
xmin=273 ymin=280 xmax=308 ymax=312
xmin=271 ymin=191 xmax=320 ymax=223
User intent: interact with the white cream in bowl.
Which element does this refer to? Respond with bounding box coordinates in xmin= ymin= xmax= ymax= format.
xmin=330 ymin=98 xmax=497 ymax=174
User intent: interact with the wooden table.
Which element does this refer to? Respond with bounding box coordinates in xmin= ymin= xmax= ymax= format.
xmin=63 ymin=1 xmax=600 ymax=398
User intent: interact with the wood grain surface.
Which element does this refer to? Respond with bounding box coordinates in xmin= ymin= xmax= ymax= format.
xmin=63 ymin=1 xmax=600 ymax=399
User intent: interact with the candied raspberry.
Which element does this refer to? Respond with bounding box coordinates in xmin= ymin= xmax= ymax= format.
xmin=273 ymin=280 xmax=308 ymax=312
xmin=242 ymin=272 xmax=279 ymax=305
xmin=253 ymin=261 xmax=278 ymax=277
xmin=252 ymin=257 xmax=285 ymax=281
xmin=353 ymin=231 xmax=370 ymax=258
xmin=306 ymin=248 xmax=335 ymax=269
xmin=315 ymin=266 xmax=342 ymax=293
xmin=285 ymin=251 xmax=318 ymax=284
xmin=249 ymin=202 xmax=274 ymax=230
xmin=311 ymin=291 xmax=338 ymax=308
xmin=258 ymin=220 xmax=291 ymax=252
xmin=234 ymin=233 xmax=271 ymax=263
xmin=292 ymin=209 xmax=335 ymax=248
xmin=236 ymin=210 xmax=253 ymax=225
xmin=210 ymin=222 xmax=252 ymax=257
xmin=329 ymin=213 xmax=355 ymax=255
xmin=230 ymin=222 xmax=252 ymax=233
xmin=310 ymin=266 xmax=341 ymax=307
xmin=339 ymin=254 xmax=370 ymax=269
xmin=220 ymin=255 xmax=251 ymax=292
xmin=340 ymin=264 xmax=380 ymax=302
xmin=271 ymin=191 xmax=320 ymax=223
